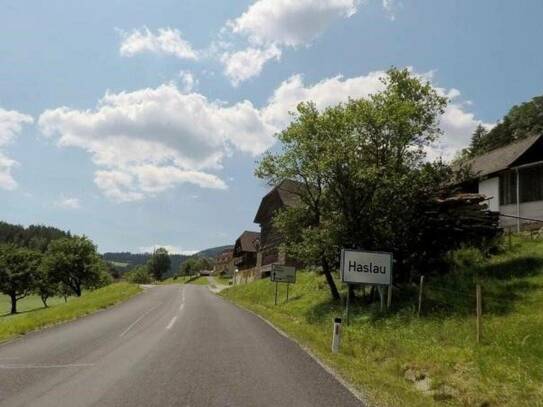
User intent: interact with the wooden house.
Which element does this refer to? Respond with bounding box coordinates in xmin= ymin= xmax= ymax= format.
xmin=212 ymin=249 xmax=235 ymax=276
xmin=233 ymin=231 xmax=260 ymax=270
xmin=253 ymin=179 xmax=304 ymax=276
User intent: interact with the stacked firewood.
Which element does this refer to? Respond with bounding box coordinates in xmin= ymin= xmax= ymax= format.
xmin=425 ymin=193 xmax=502 ymax=244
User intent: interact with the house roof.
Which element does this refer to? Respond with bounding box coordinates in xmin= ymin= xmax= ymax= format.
xmin=464 ymin=134 xmax=542 ymax=178
xmin=235 ymin=231 xmax=260 ymax=253
xmin=253 ymin=179 xmax=304 ymax=223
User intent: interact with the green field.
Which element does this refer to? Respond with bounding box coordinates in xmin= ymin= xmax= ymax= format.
xmin=221 ymin=236 xmax=543 ymax=406
xmin=0 ymin=282 xmax=142 ymax=343
xmin=186 ymin=276 xmax=209 ymax=285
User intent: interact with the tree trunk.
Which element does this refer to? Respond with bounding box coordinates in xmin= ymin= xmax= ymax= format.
xmin=322 ymin=258 xmax=340 ymax=301
xmin=10 ymin=293 xmax=17 ymax=314
xmin=74 ymin=283 xmax=82 ymax=297
xmin=41 ymin=296 xmax=48 ymax=308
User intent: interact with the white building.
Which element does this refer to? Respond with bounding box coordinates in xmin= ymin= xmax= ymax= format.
xmin=465 ymin=134 xmax=543 ymax=232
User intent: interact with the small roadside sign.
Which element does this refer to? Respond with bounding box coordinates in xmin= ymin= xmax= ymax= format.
xmin=341 ymin=249 xmax=393 ymax=285
xmin=271 ymin=264 xmax=296 ymax=283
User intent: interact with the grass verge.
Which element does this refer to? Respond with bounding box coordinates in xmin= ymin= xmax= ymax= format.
xmin=0 ymin=282 xmax=142 ymax=343
xmin=220 ymin=236 xmax=543 ymax=406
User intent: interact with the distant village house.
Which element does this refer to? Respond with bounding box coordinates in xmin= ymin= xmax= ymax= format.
xmin=212 ymin=249 xmax=235 ymax=276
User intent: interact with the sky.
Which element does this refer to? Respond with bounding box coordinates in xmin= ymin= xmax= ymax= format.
xmin=1 ymin=0 xmax=543 ymax=254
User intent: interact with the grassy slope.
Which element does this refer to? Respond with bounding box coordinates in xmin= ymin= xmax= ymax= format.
xmin=221 ymin=236 xmax=543 ymax=407
xmin=0 ymin=282 xmax=141 ymax=343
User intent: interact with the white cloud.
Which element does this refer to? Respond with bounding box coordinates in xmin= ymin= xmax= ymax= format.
xmin=38 ymin=83 xmax=275 ymax=202
xmin=221 ymin=45 xmax=282 ymax=86
xmin=139 ymin=245 xmax=198 ymax=255
xmin=54 ymin=196 xmax=81 ymax=209
xmin=228 ymin=0 xmax=359 ymax=47
xmin=119 ymin=27 xmax=199 ymax=60
xmin=0 ymin=108 xmax=33 ymax=190
xmin=178 ymin=70 xmax=198 ymax=93
xmin=221 ymin=0 xmax=359 ymax=85
xmin=382 ymin=0 xmax=401 ymax=21
xmin=38 ymin=69 xmax=488 ymax=202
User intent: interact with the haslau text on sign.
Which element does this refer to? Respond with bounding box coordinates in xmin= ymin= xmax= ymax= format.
xmin=341 ymin=249 xmax=393 ymax=285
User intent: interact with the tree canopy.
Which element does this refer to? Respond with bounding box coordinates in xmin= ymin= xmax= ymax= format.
xmin=0 ymin=244 xmax=42 ymax=314
xmin=42 ymin=236 xmax=103 ymax=296
xmin=147 ymin=248 xmax=171 ymax=281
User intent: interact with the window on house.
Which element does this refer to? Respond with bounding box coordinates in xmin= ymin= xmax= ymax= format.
xmin=520 ymin=165 xmax=543 ymax=203
xmin=500 ymin=171 xmax=517 ymax=205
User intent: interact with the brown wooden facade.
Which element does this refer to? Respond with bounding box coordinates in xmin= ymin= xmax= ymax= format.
xmin=233 ymin=231 xmax=260 ymax=270
xmin=253 ymin=180 xmax=304 ymax=275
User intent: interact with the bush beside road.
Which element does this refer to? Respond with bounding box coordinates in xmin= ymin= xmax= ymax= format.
xmin=0 ymin=282 xmax=141 ymax=343
xmin=220 ymin=236 xmax=543 ymax=406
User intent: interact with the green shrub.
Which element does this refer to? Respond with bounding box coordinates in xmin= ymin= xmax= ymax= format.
xmin=125 ymin=265 xmax=152 ymax=284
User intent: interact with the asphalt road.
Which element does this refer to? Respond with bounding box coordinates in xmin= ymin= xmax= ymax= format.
xmin=0 ymin=284 xmax=363 ymax=407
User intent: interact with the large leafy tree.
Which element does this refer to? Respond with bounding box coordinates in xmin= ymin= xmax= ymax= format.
xmin=0 ymin=245 xmax=42 ymax=314
xmin=257 ymin=68 xmax=453 ymax=298
xmin=42 ymin=236 xmax=102 ymax=296
xmin=147 ymin=248 xmax=171 ymax=281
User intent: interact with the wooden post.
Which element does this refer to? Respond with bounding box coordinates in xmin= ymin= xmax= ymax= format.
xmin=286 ymin=283 xmax=290 ymax=302
xmin=387 ymin=284 xmax=392 ymax=310
xmin=417 ymin=275 xmax=424 ymax=317
xmin=274 ymin=281 xmax=278 ymax=305
xmin=378 ymin=286 xmax=385 ymax=312
xmin=345 ymin=285 xmax=351 ymax=325
xmin=476 ymin=284 xmax=482 ymax=344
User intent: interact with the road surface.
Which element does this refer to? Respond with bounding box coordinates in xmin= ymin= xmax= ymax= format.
xmin=0 ymin=284 xmax=363 ymax=407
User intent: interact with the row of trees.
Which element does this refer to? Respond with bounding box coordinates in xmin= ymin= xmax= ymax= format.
xmin=0 ymin=236 xmax=111 ymax=314
xmin=256 ymin=68 xmax=501 ymax=300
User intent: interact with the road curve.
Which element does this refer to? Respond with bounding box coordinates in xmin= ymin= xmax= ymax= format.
xmin=0 ymin=284 xmax=363 ymax=407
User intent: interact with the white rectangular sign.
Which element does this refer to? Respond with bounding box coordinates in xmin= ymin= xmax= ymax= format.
xmin=341 ymin=249 xmax=393 ymax=285
xmin=271 ymin=264 xmax=296 ymax=283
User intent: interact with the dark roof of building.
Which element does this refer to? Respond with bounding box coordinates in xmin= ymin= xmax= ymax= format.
xmin=254 ymin=179 xmax=304 ymax=223
xmin=464 ymin=134 xmax=542 ymax=177
xmin=235 ymin=231 xmax=260 ymax=253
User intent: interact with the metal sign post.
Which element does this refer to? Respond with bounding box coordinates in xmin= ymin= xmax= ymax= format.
xmin=270 ymin=264 xmax=296 ymax=305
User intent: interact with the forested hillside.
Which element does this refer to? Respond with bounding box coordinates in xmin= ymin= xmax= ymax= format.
xmin=466 ymin=95 xmax=543 ymax=157
xmin=0 ymin=221 xmax=70 ymax=252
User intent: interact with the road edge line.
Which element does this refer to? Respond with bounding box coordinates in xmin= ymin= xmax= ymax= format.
xmin=217 ymin=295 xmax=369 ymax=407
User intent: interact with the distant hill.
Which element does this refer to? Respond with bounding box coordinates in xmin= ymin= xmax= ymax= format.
xmin=102 ymin=252 xmax=190 ymax=277
xmin=102 ymin=245 xmax=234 ymax=277
xmin=196 ymin=245 xmax=233 ymax=258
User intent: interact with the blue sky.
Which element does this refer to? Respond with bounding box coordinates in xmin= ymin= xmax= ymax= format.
xmin=1 ymin=0 xmax=543 ymax=254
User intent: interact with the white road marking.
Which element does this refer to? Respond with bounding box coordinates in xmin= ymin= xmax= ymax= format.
xmin=0 ymin=363 xmax=94 ymax=369
xmin=119 ymin=305 xmax=160 ymax=337
xmin=179 ymin=303 xmax=184 ymax=311
xmin=166 ymin=316 xmax=178 ymax=330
